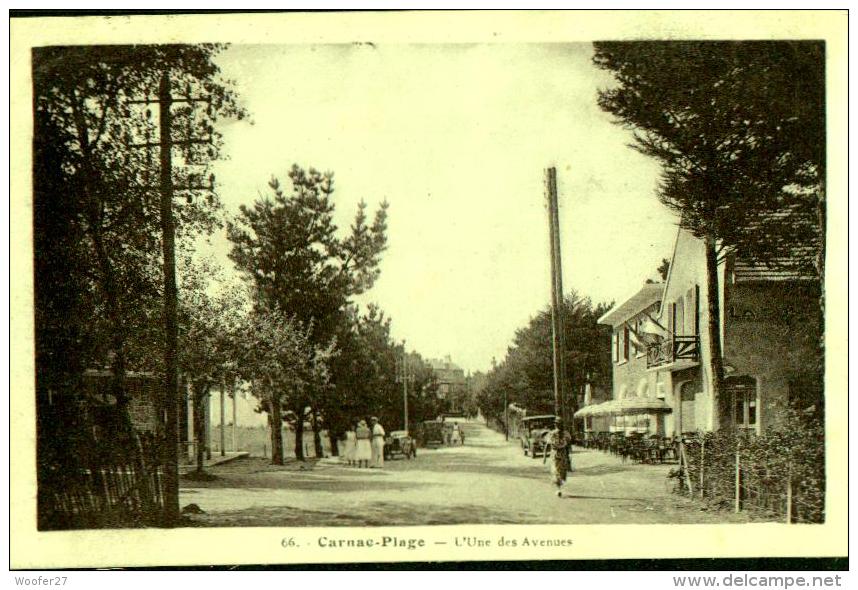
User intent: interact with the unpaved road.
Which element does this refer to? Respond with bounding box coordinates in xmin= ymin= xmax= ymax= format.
xmin=180 ymin=421 xmax=751 ymax=526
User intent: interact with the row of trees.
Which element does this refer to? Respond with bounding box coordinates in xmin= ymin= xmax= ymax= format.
xmin=34 ymin=43 xmax=447 ymax=494
xmin=477 ymin=42 xmax=824 ymax=434
xmin=475 ymin=292 xmax=612 ymax=427
xmin=34 ymin=44 xmax=245 ymax=420
xmin=592 ymin=41 xmax=825 ymax=426
xmin=225 ymin=166 xmax=449 ymax=463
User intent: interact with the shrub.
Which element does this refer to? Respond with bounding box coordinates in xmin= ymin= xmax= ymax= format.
xmin=674 ymin=410 xmax=824 ymax=523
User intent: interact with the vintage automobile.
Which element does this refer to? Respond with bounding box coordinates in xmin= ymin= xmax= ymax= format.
xmin=519 ymin=414 xmax=556 ymax=458
xmin=418 ymin=420 xmax=446 ymax=448
xmin=440 ymin=412 xmax=467 ymax=422
xmin=384 ymin=430 xmax=417 ymax=460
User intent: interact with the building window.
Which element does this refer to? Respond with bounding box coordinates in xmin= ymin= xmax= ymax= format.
xmin=612 ymin=332 xmax=618 ymax=363
xmin=679 ymin=381 xmax=698 ymax=433
xmin=622 ymin=325 xmax=629 ymax=362
xmin=726 ymin=376 xmax=758 ymax=432
xmin=632 ymin=319 xmax=639 ymax=356
xmin=694 ymin=285 xmax=700 ymax=336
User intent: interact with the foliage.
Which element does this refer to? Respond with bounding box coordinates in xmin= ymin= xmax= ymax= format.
xmin=227 ymin=164 xmax=390 ymax=458
xmin=33 ymin=44 xmax=246 ymax=402
xmin=593 ymin=41 xmax=823 ymax=272
xmin=235 ymin=306 xmax=336 ymax=464
xmin=324 ymin=304 xmax=441 ymax=441
xmin=227 ymin=165 xmax=388 ymax=345
xmin=657 ymin=258 xmax=670 ymax=282
xmin=176 ymin=256 xmax=249 ymax=471
xmin=674 ymin=411 xmax=824 ymax=523
xmin=593 ymin=41 xmax=825 ymax=425
xmin=476 ymin=291 xmax=612 ymax=424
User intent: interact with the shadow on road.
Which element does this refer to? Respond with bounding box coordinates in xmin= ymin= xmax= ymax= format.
xmin=389 ymin=450 xmax=635 ymax=481
xmin=181 ymin=471 xmax=437 ymax=494
xmin=188 ymin=500 xmax=538 ymax=527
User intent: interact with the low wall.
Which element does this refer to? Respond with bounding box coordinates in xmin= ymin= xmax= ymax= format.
xmin=204 ymin=425 xmax=333 ymax=459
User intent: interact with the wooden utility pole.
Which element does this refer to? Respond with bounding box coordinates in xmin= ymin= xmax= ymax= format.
xmin=205 ymin=391 xmax=212 ymax=460
xmin=220 ymin=382 xmax=226 ymax=457
xmin=158 ymin=71 xmax=180 ymax=524
xmin=127 ymin=72 xmax=218 ymax=523
xmin=232 ymin=379 xmax=237 ymax=452
xmin=396 ymin=343 xmax=410 ymax=432
xmin=545 ymin=167 xmax=567 ymax=421
xmin=403 ymin=352 xmax=409 ymax=433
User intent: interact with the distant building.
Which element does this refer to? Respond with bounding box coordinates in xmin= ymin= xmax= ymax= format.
xmin=427 ymin=355 xmax=467 ymax=413
xmin=596 ymin=282 xmax=671 ymax=435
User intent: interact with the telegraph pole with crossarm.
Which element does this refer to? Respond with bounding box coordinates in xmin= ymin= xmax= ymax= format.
xmin=130 ymin=71 xmax=216 ymax=525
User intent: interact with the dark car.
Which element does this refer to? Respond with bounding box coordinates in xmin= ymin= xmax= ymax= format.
xmin=520 ymin=415 xmax=555 ymax=458
xmin=418 ymin=420 xmax=445 ymax=448
xmin=440 ymin=412 xmax=467 ymax=422
xmin=384 ymin=430 xmax=417 ymax=460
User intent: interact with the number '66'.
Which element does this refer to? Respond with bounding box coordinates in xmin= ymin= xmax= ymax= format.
xmin=281 ymin=538 xmax=297 ymax=548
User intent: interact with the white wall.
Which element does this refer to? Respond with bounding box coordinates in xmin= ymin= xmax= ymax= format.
xmin=658 ymin=228 xmax=728 ymax=432
xmin=206 ymin=384 xmax=269 ymax=428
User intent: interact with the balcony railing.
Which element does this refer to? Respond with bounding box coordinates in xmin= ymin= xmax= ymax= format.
xmin=646 ymin=335 xmax=700 ymax=369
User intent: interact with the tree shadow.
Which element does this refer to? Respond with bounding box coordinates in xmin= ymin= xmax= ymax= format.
xmin=187 ymin=501 xmax=540 ymax=527
xmin=180 ymin=470 xmax=435 ymax=493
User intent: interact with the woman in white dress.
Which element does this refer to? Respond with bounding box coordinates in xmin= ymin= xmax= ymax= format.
xmin=354 ymin=420 xmax=372 ymax=468
xmin=450 ymin=422 xmax=462 ymax=446
xmin=342 ymin=424 xmax=357 ymax=466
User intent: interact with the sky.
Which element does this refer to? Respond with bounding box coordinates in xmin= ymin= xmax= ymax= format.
xmin=204 ymin=43 xmax=679 ymax=374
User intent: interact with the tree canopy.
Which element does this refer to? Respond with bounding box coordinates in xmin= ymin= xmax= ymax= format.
xmin=593 ymin=41 xmax=824 ymax=272
xmin=227 ymin=164 xmax=391 ymax=458
xmin=227 ymin=165 xmax=388 ymax=344
xmin=476 ymin=292 xmax=612 ymax=424
xmin=34 ymin=44 xmax=246 ymax=397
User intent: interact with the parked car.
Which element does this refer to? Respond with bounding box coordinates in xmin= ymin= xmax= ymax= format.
xmin=384 ymin=430 xmax=417 ymax=460
xmin=440 ymin=412 xmax=467 ymax=422
xmin=418 ymin=420 xmax=445 ymax=448
xmin=520 ymin=415 xmax=555 ymax=458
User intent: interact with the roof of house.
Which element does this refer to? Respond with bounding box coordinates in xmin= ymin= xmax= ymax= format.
xmin=598 ymin=282 xmax=664 ymax=327
xmin=428 ymin=356 xmax=463 ymax=372
xmin=732 ymin=204 xmax=820 ymax=282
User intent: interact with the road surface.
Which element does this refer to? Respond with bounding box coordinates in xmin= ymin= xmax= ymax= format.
xmin=180 ymin=420 xmax=750 ymax=526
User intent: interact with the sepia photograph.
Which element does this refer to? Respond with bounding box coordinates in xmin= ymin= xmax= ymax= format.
xmin=9 ymin=9 xmax=848 ymax=569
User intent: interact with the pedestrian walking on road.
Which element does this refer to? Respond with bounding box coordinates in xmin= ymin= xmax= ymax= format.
xmin=543 ymin=417 xmax=572 ymax=497
xmin=450 ymin=422 xmax=462 ymax=446
xmin=355 ymin=420 xmax=372 ymax=468
xmin=370 ymin=416 xmax=385 ymax=468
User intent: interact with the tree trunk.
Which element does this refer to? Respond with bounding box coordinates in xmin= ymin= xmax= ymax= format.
xmin=312 ymin=409 xmax=324 ymax=458
xmin=704 ymin=235 xmax=727 ymax=430
xmin=194 ymin=384 xmax=210 ymax=473
xmin=294 ymin=408 xmax=305 ymax=462
xmin=270 ymin=398 xmax=284 ymax=465
xmin=815 ymin=187 xmax=825 ymax=377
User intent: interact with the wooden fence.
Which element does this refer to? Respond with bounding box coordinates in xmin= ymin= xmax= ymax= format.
xmin=673 ymin=432 xmax=824 ymax=524
xmin=38 ymin=403 xmax=165 ymax=530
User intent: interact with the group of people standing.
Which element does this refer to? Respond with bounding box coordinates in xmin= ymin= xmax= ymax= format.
xmin=444 ymin=421 xmax=464 ymax=445
xmin=340 ymin=417 xmax=386 ymax=468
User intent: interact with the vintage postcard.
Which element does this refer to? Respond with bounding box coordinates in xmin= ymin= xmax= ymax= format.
xmin=9 ymin=10 xmax=848 ymax=569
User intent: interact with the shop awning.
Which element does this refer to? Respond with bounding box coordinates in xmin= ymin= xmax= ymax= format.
xmin=573 ymin=400 xmax=617 ymax=418
xmin=574 ymin=398 xmax=672 ymax=419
